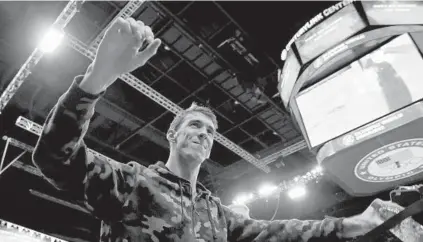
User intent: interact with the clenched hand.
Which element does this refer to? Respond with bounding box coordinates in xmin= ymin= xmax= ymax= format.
xmin=81 ymin=17 xmax=161 ymax=94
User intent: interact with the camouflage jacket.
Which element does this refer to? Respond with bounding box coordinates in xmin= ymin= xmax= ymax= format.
xmin=33 ymin=76 xmax=347 ymax=242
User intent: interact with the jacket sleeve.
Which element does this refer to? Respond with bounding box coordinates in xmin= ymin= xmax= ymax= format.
xmin=32 ymin=75 xmax=142 ymax=221
xmin=224 ymin=205 xmax=347 ymax=242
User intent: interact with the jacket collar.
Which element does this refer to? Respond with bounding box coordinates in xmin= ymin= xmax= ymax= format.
xmin=148 ymin=161 xmax=211 ymax=196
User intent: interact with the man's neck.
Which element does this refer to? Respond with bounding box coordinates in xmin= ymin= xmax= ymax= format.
xmin=165 ymin=153 xmax=201 ymax=195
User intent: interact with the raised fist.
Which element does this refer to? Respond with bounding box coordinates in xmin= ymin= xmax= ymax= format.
xmin=85 ymin=17 xmax=161 ymax=93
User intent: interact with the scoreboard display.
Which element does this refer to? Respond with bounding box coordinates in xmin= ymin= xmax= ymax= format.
xmin=295 ymin=34 xmax=423 ymax=147
xmin=295 ymin=4 xmax=366 ymax=63
xmin=362 ymin=1 xmax=423 ymax=25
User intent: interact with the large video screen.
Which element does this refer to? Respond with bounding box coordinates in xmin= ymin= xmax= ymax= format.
xmin=296 ymin=34 xmax=423 ymax=147
xmin=296 ymin=4 xmax=366 ymax=64
xmin=280 ymin=49 xmax=301 ymax=107
xmin=362 ymin=1 xmax=423 ymax=25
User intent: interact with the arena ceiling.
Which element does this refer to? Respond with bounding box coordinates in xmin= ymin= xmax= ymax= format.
xmin=0 ymin=2 xmax=382 ymax=241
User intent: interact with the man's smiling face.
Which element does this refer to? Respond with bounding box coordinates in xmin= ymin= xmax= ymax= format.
xmin=172 ymin=112 xmax=216 ymax=163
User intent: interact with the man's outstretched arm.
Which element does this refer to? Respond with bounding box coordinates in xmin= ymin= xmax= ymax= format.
xmin=224 ymin=198 xmax=403 ymax=242
xmin=32 ymin=72 xmax=143 ymax=221
xmin=225 ymin=206 xmax=345 ymax=242
xmin=32 ymin=17 xmax=161 ymax=221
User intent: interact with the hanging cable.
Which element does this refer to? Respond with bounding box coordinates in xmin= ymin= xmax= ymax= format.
xmin=269 ymin=190 xmax=282 ymax=221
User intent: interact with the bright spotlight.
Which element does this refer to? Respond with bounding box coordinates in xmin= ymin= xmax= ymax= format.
xmin=39 ymin=28 xmax=64 ymax=53
xmin=233 ymin=193 xmax=254 ymax=205
xmin=258 ymin=184 xmax=278 ymax=197
xmin=287 ymin=186 xmax=306 ymax=199
xmin=313 ymin=165 xmax=323 ymax=174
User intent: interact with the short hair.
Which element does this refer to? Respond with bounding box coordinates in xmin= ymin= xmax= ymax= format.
xmin=168 ymin=102 xmax=218 ymax=133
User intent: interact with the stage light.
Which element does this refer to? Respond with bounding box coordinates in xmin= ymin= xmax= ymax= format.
xmin=258 ymin=184 xmax=278 ymax=197
xmin=233 ymin=193 xmax=254 ymax=205
xmin=39 ymin=28 xmax=64 ymax=53
xmin=288 ymin=186 xmax=306 ymax=199
xmin=312 ymin=165 xmax=323 ymax=174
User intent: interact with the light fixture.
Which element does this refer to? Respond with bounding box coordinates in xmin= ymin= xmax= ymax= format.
xmin=233 ymin=193 xmax=254 ymax=205
xmin=39 ymin=28 xmax=64 ymax=53
xmin=287 ymin=186 xmax=306 ymax=199
xmin=258 ymin=184 xmax=278 ymax=197
xmin=312 ymin=165 xmax=323 ymax=174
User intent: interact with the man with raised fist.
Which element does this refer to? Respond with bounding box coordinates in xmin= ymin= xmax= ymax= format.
xmin=33 ymin=17 xmax=404 ymax=242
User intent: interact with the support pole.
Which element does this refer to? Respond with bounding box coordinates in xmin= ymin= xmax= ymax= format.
xmin=0 ymin=137 xmax=10 ymax=171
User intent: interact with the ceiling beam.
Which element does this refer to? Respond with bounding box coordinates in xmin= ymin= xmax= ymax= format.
xmin=153 ymin=1 xmax=288 ymax=119
xmin=210 ymin=138 xmax=306 ymax=181
xmin=29 ymin=189 xmax=90 ymax=215
xmin=95 ymin=98 xmax=169 ymax=149
xmin=212 ymin=2 xmax=281 ymax=69
xmin=13 ymin=107 xmax=151 ymax=167
xmin=150 ymin=2 xmax=304 ymax=171
xmin=142 ymin=16 xmax=284 ymax=154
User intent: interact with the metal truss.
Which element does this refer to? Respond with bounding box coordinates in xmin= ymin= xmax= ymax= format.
xmin=88 ymin=1 xmax=146 ymax=52
xmin=260 ymin=140 xmax=307 ymax=165
xmin=0 ymin=0 xmax=280 ymax=172
xmin=0 ymin=0 xmax=156 ymax=171
xmin=1 ymin=135 xmax=90 ymax=216
xmin=0 ymin=136 xmax=27 ymax=176
xmin=0 ymin=0 xmax=85 ymax=113
xmin=0 ymin=0 xmax=145 ymax=112
xmin=15 ymin=116 xmax=122 ymax=167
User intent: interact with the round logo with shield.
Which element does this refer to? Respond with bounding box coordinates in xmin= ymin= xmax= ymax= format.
xmin=354 ymin=139 xmax=423 ymax=183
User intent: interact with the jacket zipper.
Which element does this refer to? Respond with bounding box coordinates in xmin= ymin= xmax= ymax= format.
xmin=190 ymin=186 xmax=196 ymax=235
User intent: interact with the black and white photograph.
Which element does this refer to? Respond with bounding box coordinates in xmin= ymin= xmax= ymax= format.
xmin=0 ymin=1 xmax=423 ymax=242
